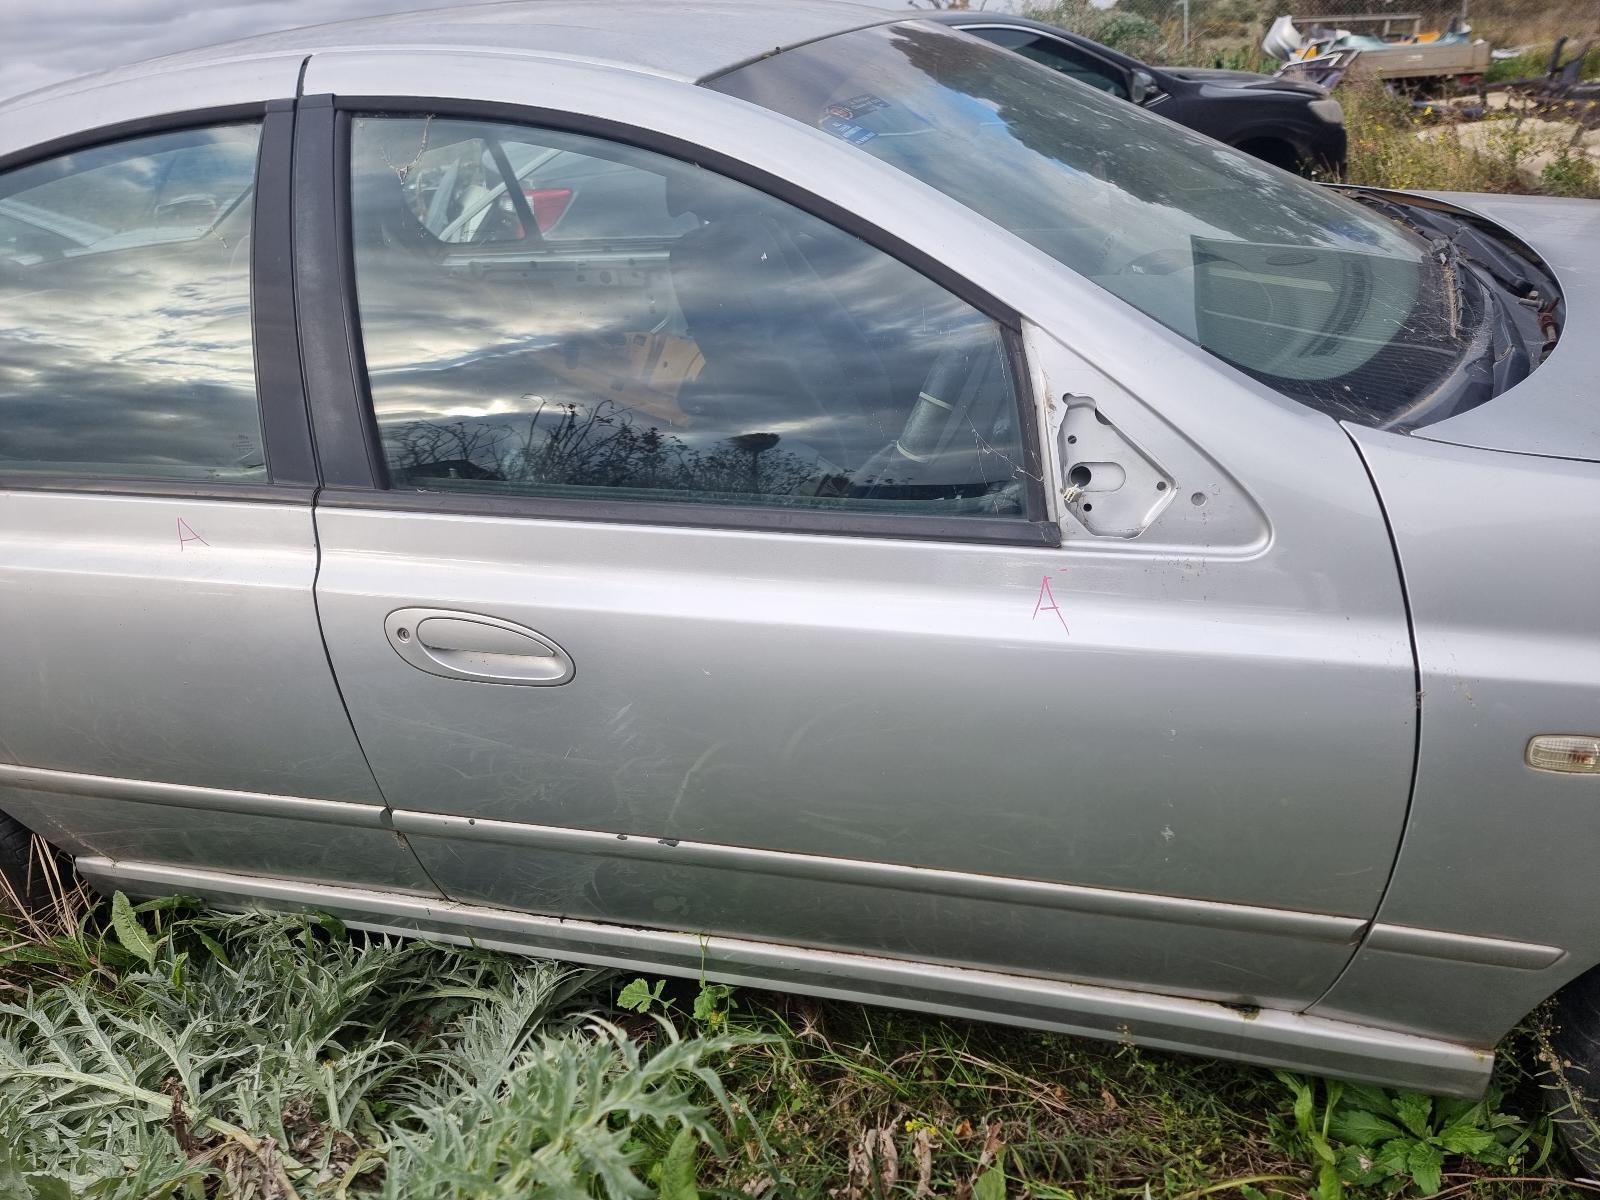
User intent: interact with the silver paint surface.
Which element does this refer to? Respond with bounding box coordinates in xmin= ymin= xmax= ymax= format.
xmin=79 ymin=855 xmax=1495 ymax=1097
xmin=0 ymin=493 xmax=433 ymax=892
xmin=1312 ymin=431 xmax=1600 ymax=1044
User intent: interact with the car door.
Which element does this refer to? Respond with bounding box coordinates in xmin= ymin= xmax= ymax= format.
xmin=0 ymin=103 xmax=436 ymax=896
xmin=299 ymin=91 xmax=1417 ymax=1010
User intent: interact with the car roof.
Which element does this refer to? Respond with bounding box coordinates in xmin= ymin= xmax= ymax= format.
xmin=0 ymin=0 xmax=900 ymax=113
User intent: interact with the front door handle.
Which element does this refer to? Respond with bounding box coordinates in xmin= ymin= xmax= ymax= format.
xmin=384 ymin=608 xmax=575 ymax=686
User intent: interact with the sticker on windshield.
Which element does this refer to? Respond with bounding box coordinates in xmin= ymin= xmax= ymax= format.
xmin=818 ymin=115 xmax=878 ymax=146
xmin=827 ymin=94 xmax=889 ymax=120
xmin=818 ymin=94 xmax=889 ymax=144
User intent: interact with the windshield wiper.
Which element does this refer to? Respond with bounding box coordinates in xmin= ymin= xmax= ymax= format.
xmin=1378 ymin=235 xmax=1533 ymax=432
xmin=1347 ymin=189 xmax=1559 ymax=351
xmin=1339 ymin=190 xmax=1560 ymax=430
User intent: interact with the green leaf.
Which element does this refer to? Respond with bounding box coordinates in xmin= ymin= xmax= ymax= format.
xmin=0 ymin=1154 xmax=71 ymax=1200
xmin=1341 ymin=1084 xmax=1398 ymax=1116
xmin=973 ymin=1166 xmax=1006 ymax=1200
xmin=617 ymin=978 xmax=656 ymax=1013
xmin=1393 ymin=1092 xmax=1433 ymax=1139
xmin=131 ymin=894 xmax=200 ymax=914
xmin=658 ymin=1126 xmax=699 ymax=1200
xmin=1373 ymin=1138 xmax=1413 ymax=1177
xmin=692 ymin=983 xmax=731 ymax=1027
xmin=193 ymin=929 xmax=232 ymax=969
xmin=0 ymin=1148 xmax=29 ymax=1200
xmin=1290 ymin=1077 xmax=1315 ymax=1136
xmin=314 ymin=912 xmax=347 ymax=939
xmin=1314 ymin=1161 xmax=1344 ymax=1200
xmin=1310 ymin=1132 xmax=1338 ymax=1166
xmin=1329 ymin=1109 xmax=1405 ymax=1148
xmin=25 ymin=1177 xmax=70 ymax=1200
xmin=1434 ymin=1097 xmax=1477 ymax=1127
xmin=1436 ymin=1121 xmax=1499 ymax=1157
xmin=1408 ymin=1141 xmax=1444 ymax=1195
xmin=1336 ymin=1144 xmax=1382 ymax=1186
xmin=110 ymin=891 xmax=157 ymax=968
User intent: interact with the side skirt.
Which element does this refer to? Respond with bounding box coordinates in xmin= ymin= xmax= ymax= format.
xmin=77 ymin=855 xmax=1494 ymax=1097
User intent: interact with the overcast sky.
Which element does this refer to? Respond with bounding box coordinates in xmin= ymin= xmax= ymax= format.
xmin=0 ymin=0 xmax=1002 ymax=102
xmin=0 ymin=1 xmax=527 ymax=99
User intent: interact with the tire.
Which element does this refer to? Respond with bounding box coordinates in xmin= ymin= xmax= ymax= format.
xmin=0 ymin=809 xmax=60 ymax=917
xmin=1547 ymin=966 xmax=1600 ymax=1179
xmin=1232 ymin=137 xmax=1305 ymax=176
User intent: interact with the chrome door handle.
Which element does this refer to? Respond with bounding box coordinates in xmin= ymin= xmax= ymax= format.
xmin=384 ymin=608 xmax=574 ymax=685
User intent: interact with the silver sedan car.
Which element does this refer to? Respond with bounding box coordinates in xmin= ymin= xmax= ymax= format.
xmin=1 ymin=0 xmax=1597 ymax=1166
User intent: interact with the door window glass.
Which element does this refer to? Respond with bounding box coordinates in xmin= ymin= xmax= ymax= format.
xmin=971 ymin=27 xmax=1130 ymax=98
xmin=0 ymin=124 xmax=266 ymax=479
xmin=350 ymin=116 xmax=1027 ymax=519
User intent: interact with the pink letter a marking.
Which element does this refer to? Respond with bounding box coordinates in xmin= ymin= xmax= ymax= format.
xmin=177 ymin=518 xmax=209 ymax=551
xmin=1032 ymin=574 xmax=1068 ymax=633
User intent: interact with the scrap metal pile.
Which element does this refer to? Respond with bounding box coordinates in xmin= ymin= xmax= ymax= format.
xmin=1265 ymin=12 xmax=1491 ymax=87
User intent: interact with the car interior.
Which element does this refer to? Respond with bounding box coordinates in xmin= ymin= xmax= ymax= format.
xmin=348 ymin=116 xmax=1027 ymax=517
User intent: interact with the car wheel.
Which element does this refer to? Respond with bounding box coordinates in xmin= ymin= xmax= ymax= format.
xmin=0 ymin=809 xmax=63 ymax=917
xmin=1233 ymin=137 xmax=1305 ymax=175
xmin=1547 ymin=966 xmax=1600 ymax=1179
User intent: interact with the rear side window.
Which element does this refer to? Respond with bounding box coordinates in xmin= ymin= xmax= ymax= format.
xmin=970 ymin=28 xmax=1130 ymax=98
xmin=0 ymin=124 xmax=266 ymax=480
xmin=349 ymin=116 xmax=1027 ymax=520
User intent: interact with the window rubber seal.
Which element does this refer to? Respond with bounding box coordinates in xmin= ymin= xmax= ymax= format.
xmin=299 ymin=94 xmax=1057 ymax=547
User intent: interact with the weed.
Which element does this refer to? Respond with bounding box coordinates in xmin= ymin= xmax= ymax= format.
xmin=2 ymin=895 xmax=1596 ymax=1197
xmin=1340 ymin=80 xmax=1599 ymax=198
xmin=617 ymin=963 xmax=735 ymax=1033
xmin=1542 ymin=149 xmax=1600 ymax=198
xmin=1485 ymin=46 xmax=1600 ymax=87
xmin=616 ymin=977 xmax=668 ymax=1014
xmin=1273 ymin=1072 xmax=1551 ymax=1197
xmin=0 ymin=900 xmax=747 ymax=1199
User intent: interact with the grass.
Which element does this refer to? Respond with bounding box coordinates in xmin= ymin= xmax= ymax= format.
xmin=2 ymin=864 xmax=1598 ymax=1200
xmin=1484 ymin=45 xmax=1600 ymax=86
xmin=1339 ymin=79 xmax=1600 ymax=199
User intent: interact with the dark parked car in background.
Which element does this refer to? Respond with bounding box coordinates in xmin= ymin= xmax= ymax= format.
xmin=933 ymin=12 xmax=1348 ymax=175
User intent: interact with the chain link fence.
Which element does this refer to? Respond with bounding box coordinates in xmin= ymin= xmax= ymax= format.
xmin=1015 ymin=0 xmax=1599 ymax=69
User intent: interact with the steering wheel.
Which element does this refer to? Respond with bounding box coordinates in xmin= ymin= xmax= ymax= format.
xmin=848 ymin=334 xmax=1006 ymax=503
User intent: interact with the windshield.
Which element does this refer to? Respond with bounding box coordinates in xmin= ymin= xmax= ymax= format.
xmin=708 ymin=22 xmax=1502 ymax=428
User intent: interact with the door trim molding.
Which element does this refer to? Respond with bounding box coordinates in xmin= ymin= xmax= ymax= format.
xmin=10 ymin=761 xmax=1562 ymax=971
xmin=388 ymin=807 xmax=1364 ymax=943
xmin=2 ymin=760 xmax=1355 ymax=941
xmin=0 ymin=763 xmax=387 ymax=828
xmin=74 ymin=855 xmax=1495 ymax=1097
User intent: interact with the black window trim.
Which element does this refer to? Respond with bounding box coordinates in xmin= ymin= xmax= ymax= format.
xmin=0 ymin=100 xmax=320 ymax=503
xmin=300 ymin=94 xmax=1057 ymax=547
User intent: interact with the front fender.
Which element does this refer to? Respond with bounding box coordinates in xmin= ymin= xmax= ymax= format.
xmin=1309 ymin=428 xmax=1600 ymax=1047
